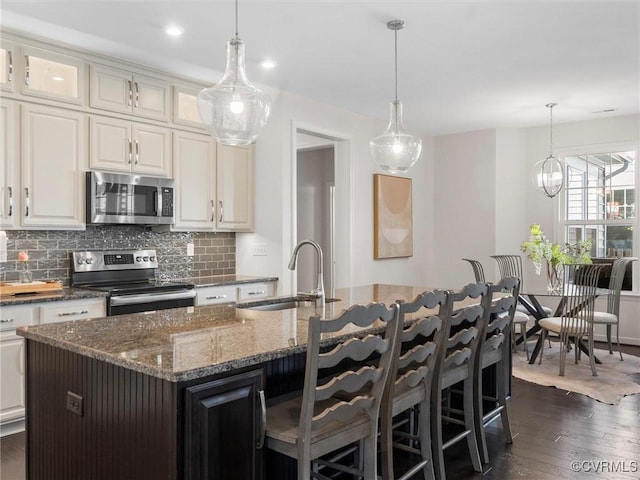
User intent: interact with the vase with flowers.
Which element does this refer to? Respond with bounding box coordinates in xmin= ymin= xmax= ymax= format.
xmin=520 ymin=224 xmax=592 ymax=294
xmin=18 ymin=251 xmax=32 ymax=283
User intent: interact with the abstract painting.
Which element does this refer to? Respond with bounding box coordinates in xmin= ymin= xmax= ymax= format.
xmin=373 ymin=174 xmax=413 ymax=259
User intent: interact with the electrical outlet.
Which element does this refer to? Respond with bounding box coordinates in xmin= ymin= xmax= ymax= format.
xmin=66 ymin=391 xmax=83 ymax=416
xmin=252 ymin=244 xmax=268 ymax=256
xmin=187 ymin=243 xmax=195 ymax=256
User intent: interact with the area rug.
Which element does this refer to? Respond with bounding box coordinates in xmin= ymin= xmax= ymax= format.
xmin=512 ymin=343 xmax=640 ymax=404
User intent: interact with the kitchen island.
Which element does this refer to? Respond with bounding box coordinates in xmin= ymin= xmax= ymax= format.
xmin=17 ymin=284 xmax=494 ymax=480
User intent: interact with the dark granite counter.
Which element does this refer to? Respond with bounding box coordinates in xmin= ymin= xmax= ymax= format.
xmin=0 ymin=287 xmax=108 ymax=307
xmin=18 ymin=284 xmax=435 ymax=382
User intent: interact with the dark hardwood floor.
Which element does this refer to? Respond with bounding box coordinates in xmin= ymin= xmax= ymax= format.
xmin=2 ymin=343 xmax=638 ymax=480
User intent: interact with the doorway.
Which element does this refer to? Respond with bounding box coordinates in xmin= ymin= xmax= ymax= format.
xmin=295 ymin=131 xmax=336 ymax=295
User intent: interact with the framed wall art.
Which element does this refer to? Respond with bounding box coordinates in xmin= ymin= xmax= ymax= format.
xmin=373 ymin=174 xmax=413 ymax=259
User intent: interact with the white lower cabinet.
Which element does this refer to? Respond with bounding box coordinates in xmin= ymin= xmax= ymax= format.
xmin=195 ymin=282 xmax=276 ymax=306
xmin=0 ymin=297 xmax=106 ymax=434
xmin=0 ymin=304 xmax=36 ymax=429
xmin=195 ymin=285 xmax=237 ymax=306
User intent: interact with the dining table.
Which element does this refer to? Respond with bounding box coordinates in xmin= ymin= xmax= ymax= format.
xmin=516 ymin=286 xmax=608 ymax=365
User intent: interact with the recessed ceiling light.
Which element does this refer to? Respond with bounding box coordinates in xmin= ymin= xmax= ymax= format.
xmin=165 ymin=25 xmax=184 ymax=37
xmin=261 ymin=60 xmax=277 ymax=70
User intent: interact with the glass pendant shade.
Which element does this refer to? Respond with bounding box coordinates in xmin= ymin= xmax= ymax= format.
xmin=197 ymin=38 xmax=271 ymax=146
xmin=370 ymin=100 xmax=422 ymax=173
xmin=533 ymin=154 xmax=565 ymax=198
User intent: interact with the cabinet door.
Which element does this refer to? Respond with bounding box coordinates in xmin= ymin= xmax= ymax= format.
xmin=0 ymin=40 xmax=16 ymax=93
xmin=90 ymin=64 xmax=169 ymax=121
xmin=1 ymin=304 xmax=36 ymax=425
xmin=22 ymin=46 xmax=85 ymax=104
xmin=89 ymin=116 xmax=132 ymax=172
xmin=0 ymin=338 xmax=26 ymax=424
xmin=0 ymin=99 xmax=18 ymax=228
xmin=216 ymin=143 xmax=254 ymax=231
xmin=133 ymin=74 xmax=170 ymax=121
xmin=184 ymin=369 xmax=265 ymax=480
xmin=173 ymin=85 xmax=205 ymax=129
xmin=173 ymin=131 xmax=216 ymax=230
xmin=21 ymin=104 xmax=86 ymax=229
xmin=89 ymin=64 xmax=134 ymax=115
xmin=133 ymin=123 xmax=171 ymax=176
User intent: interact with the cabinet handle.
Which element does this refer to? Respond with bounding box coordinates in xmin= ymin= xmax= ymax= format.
xmin=58 ymin=310 xmax=89 ymax=317
xmin=134 ymin=82 xmax=139 ymax=108
xmin=135 ymin=139 xmax=139 ymax=165
xmin=205 ymin=295 xmax=227 ymax=300
xmin=7 ymin=186 xmax=12 ymax=217
xmin=24 ymin=187 xmax=29 ymax=217
xmin=210 ymin=200 xmax=215 ymax=222
xmin=257 ymin=389 xmax=266 ymax=449
xmin=219 ymin=200 xmax=224 ymax=223
xmin=7 ymin=50 xmax=12 ymax=83
xmin=128 ymin=138 xmax=132 ymax=164
xmin=24 ymin=55 xmax=29 ymax=86
xmin=127 ymin=80 xmax=132 ymax=106
xmin=0 ymin=318 xmax=14 ymax=323
xmin=247 ymin=291 xmax=266 ymax=296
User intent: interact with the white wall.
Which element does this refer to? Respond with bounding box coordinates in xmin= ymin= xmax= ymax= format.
xmin=236 ymin=88 xmax=435 ymax=295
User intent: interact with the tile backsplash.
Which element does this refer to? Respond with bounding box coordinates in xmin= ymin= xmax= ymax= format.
xmin=1 ymin=226 xmax=235 ymax=285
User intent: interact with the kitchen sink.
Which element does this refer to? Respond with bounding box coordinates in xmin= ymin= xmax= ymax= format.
xmin=235 ymin=296 xmax=340 ymax=311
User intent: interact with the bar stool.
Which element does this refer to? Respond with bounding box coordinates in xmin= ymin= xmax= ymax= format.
xmin=380 ymin=289 xmax=449 ymax=480
xmin=431 ymin=282 xmax=488 ymax=480
xmin=474 ymin=276 xmax=520 ymax=464
xmin=264 ymin=302 xmax=400 ymax=479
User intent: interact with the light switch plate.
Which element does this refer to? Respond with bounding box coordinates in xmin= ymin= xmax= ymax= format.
xmin=252 ymin=244 xmax=268 ymax=256
xmin=187 ymin=243 xmax=195 ymax=256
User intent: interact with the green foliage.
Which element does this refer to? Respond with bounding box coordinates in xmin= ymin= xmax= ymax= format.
xmin=520 ymin=224 xmax=592 ymax=275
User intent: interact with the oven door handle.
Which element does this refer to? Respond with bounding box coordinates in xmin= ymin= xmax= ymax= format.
xmin=110 ymin=289 xmax=196 ymax=306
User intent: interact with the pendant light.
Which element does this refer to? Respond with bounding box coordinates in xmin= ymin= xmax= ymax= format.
xmin=533 ymin=103 xmax=564 ymax=198
xmin=197 ymin=0 xmax=271 ymax=146
xmin=370 ymin=20 xmax=422 ymax=174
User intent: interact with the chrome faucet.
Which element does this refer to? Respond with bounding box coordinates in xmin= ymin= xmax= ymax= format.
xmin=288 ymin=239 xmax=325 ymax=307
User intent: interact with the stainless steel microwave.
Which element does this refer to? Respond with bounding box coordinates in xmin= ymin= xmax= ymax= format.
xmin=86 ymin=171 xmax=175 ymax=225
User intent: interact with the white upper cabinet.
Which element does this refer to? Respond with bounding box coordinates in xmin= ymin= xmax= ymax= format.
xmin=216 ymin=143 xmax=255 ymax=231
xmin=173 ymin=84 xmax=205 ymax=129
xmin=89 ymin=116 xmax=172 ymax=176
xmin=172 ymin=130 xmax=216 ymax=230
xmin=90 ymin=64 xmax=170 ymax=121
xmin=0 ymin=100 xmax=18 ymax=228
xmin=21 ymin=103 xmax=86 ymax=229
xmin=21 ymin=46 xmax=85 ymax=105
xmin=0 ymin=40 xmax=16 ymax=93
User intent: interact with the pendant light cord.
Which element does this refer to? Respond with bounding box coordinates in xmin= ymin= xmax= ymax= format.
xmin=394 ymin=27 xmax=398 ymax=102
xmin=235 ymin=0 xmax=239 ymax=40
xmin=547 ymin=103 xmax=556 ymax=157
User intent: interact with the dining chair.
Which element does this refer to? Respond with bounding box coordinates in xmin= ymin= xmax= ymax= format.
xmin=474 ymin=276 xmax=519 ymax=464
xmin=431 ymin=282 xmax=488 ymax=480
xmin=264 ymin=302 xmax=400 ymax=479
xmin=380 ymin=289 xmax=449 ymax=480
xmin=538 ymin=263 xmax=604 ymax=376
xmin=463 ymin=258 xmax=529 ymax=359
xmin=593 ymin=257 xmax=638 ymax=360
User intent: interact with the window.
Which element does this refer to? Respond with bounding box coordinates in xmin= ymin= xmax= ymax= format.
xmin=561 ymin=149 xmax=637 ymax=290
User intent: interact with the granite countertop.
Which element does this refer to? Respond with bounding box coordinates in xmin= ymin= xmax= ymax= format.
xmin=0 ymin=287 xmax=108 ymax=306
xmin=190 ymin=275 xmax=279 ymax=288
xmin=17 ymin=284 xmax=433 ymax=383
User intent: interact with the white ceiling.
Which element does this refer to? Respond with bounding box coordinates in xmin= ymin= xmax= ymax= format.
xmin=1 ymin=0 xmax=639 ymax=136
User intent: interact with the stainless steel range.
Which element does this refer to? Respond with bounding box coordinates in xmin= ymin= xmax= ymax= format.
xmin=71 ymin=249 xmax=196 ymax=316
